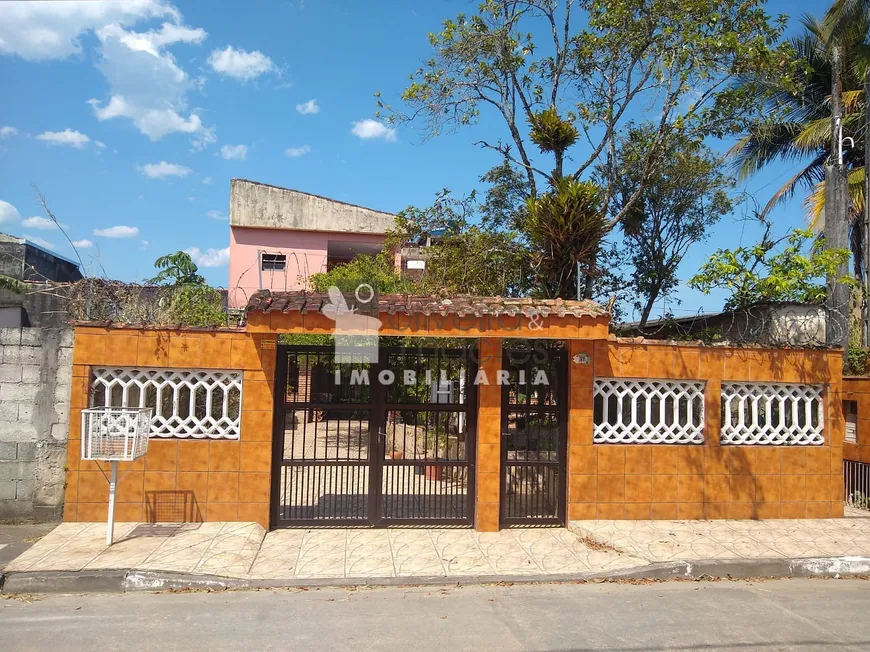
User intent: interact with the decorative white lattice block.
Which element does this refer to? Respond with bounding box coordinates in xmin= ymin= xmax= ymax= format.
xmin=81 ymin=408 xmax=151 ymax=460
xmin=593 ymin=379 xmax=705 ymax=444
xmin=720 ymin=382 xmax=823 ymax=446
xmin=91 ymin=368 xmax=243 ymax=439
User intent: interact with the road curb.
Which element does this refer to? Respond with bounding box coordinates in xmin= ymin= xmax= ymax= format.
xmin=2 ymin=556 xmax=869 ymax=594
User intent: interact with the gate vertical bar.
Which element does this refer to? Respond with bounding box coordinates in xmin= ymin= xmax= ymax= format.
xmin=476 ymin=337 xmax=502 ymax=532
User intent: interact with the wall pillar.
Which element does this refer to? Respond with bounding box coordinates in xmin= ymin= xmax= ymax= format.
xmin=475 ymin=337 xmax=502 ymax=532
xmin=567 ymin=340 xmax=596 ymax=520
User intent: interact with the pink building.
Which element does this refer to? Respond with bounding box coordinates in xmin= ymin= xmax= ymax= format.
xmin=228 ymin=179 xmax=396 ymax=307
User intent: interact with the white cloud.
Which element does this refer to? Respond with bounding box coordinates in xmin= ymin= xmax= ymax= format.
xmin=72 ymin=239 xmax=94 ymax=249
xmin=0 ymin=126 xmax=17 ymax=138
xmin=284 ymin=145 xmax=311 ymax=158
xmin=206 ymin=210 xmax=227 ymax=221
xmin=202 ymin=176 xmax=213 ymax=185
xmin=208 ymin=46 xmax=274 ymax=80
xmin=24 ymin=235 xmax=55 ymax=249
xmin=351 ymin=119 xmax=396 ymax=142
xmin=0 ymin=0 xmax=180 ymax=61
xmin=21 ymin=216 xmax=64 ymax=230
xmin=95 ymin=140 xmax=107 ymax=149
xmin=93 ymin=225 xmax=140 ymax=238
xmin=296 ymin=99 xmax=319 ymax=115
xmin=185 ymin=246 xmax=229 ymax=267
xmin=220 ymin=144 xmax=247 ymax=161
xmin=0 ymin=200 xmax=21 ymax=223
xmin=139 ymin=161 xmax=192 ymax=179
xmin=140 ymin=240 xmax=150 ymax=250
xmin=88 ymin=19 xmax=214 ymax=146
xmin=36 ymin=128 xmax=91 ymax=149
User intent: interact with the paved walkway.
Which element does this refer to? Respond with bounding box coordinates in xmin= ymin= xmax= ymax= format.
xmin=7 ymin=512 xmax=870 ymax=582
xmin=572 ymin=509 xmax=870 ymax=563
xmin=3 ymin=522 xmax=645 ymax=580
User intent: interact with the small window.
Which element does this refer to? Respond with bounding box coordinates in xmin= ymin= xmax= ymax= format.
xmin=845 ymin=400 xmax=858 ymax=444
xmin=262 ymin=253 xmax=286 ymax=271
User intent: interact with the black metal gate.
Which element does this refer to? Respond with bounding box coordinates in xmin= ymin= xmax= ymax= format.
xmin=500 ymin=342 xmax=568 ymax=526
xmin=271 ymin=345 xmax=477 ymax=527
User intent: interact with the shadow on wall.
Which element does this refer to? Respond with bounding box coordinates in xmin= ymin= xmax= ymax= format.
xmin=145 ymin=491 xmax=202 ymax=523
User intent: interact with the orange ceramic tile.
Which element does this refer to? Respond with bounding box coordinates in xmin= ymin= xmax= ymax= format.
xmin=104 ymin=335 xmax=139 ymax=366
xmin=677 ymin=503 xmax=704 ymax=519
xmin=242 ymin=380 xmax=274 ymax=412
xmin=568 ymin=503 xmax=597 ymax=520
xmin=238 ymin=502 xmax=270 ymax=528
xmin=651 ymin=447 xmax=678 ymax=475
xmin=755 ymin=448 xmax=781 ymax=475
xmin=77 ymin=471 xmax=106 ymax=503
xmin=568 ymin=341 xmax=594 ymax=387
xmin=207 ymin=502 xmax=239 ymax=521
xmin=806 ymin=501 xmax=831 ymax=518
xmin=723 ymin=349 xmax=751 ymax=380
xmin=593 ymin=341 xmax=616 ymax=376
xmin=116 ymin=473 xmax=144 ymax=503
xmin=569 ymin=445 xmax=597 ymax=474
xmin=568 ymin=415 xmax=593 ymax=446
xmin=625 ymin=475 xmax=652 ymax=503
xmin=597 ymin=447 xmax=625 ymax=475
xmin=646 ymin=347 xmax=673 ymax=380
xmin=672 ymin=347 xmax=701 ymax=379
xmin=703 ymin=474 xmax=729 ymax=504
xmin=597 ymin=474 xmax=625 ymax=502
xmin=704 ymin=448 xmax=729 ymax=475
xmin=547 ymin=316 xmax=580 ymax=339
xmin=781 ymin=474 xmax=807 ymax=502
xmin=475 ymin=504 xmax=499 ymax=532
xmin=137 ymin=336 xmax=171 ymax=366
xmin=831 ymin=501 xmax=845 ymax=517
xmin=230 ymin=337 xmax=264 ymax=370
xmin=698 ymin=349 xmax=725 ymax=380
xmin=677 ymin=447 xmax=705 ymax=476
xmin=781 ymin=448 xmax=807 ymax=475
xmin=806 ymin=475 xmax=831 ymax=502
xmin=208 ymin=441 xmax=240 ymax=472
xmin=477 ymin=473 xmax=500 ymax=504
xmin=199 ymin=336 xmax=233 ymax=369
xmin=624 ymin=503 xmax=651 ymax=519
xmin=755 ymin=475 xmax=782 ymax=503
xmin=569 ymin=386 xmax=594 ymax=415
xmin=569 ymin=474 xmax=597 ymax=503
xmin=755 ymin=502 xmax=782 ymax=519
xmin=72 ymin=333 xmax=107 ymax=365
xmin=652 ymin=474 xmax=678 ymax=503
xmin=726 ymin=503 xmax=757 ymax=519
xmin=618 ymin=345 xmax=648 ymax=378
xmin=729 ymin=475 xmax=755 ymax=503
xmin=168 ymin=336 xmax=202 ymax=367
xmin=727 ymin=448 xmax=756 ymax=475
xmin=780 ymin=502 xmax=808 ymax=519
xmin=240 ymin=442 xmax=272 ymax=473
xmin=144 ymin=441 xmax=178 ymax=471
xmin=144 ymin=471 xmax=176 ymax=493
xmin=830 ymin=474 xmax=845 ymax=502
xmin=677 ymin=475 xmax=704 ymax=503
xmin=624 ymin=448 xmax=651 ymax=475
xmin=77 ymin=502 xmax=109 ymax=521
xmin=207 ymin=473 xmax=240 ymax=503
xmin=176 ymin=440 xmax=210 ymax=472
xmin=239 ymin=472 xmax=271 ymax=503
xmin=477 ymin=413 xmax=501 ymax=445
xmin=241 ymin=410 xmax=274 ymax=441
xmin=651 ymin=502 xmax=678 ymax=519
xmin=704 ymin=502 xmax=728 ymax=519
xmin=597 ymin=503 xmax=625 ymax=519
xmin=115 ymin=503 xmax=144 ymax=522
xmin=176 ymin=472 xmax=209 ymax=501
xmin=476 ymin=444 xmax=500 ymax=473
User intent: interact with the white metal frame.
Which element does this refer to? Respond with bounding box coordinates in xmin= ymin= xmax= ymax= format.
xmin=91 ymin=367 xmax=243 ymax=439
xmin=720 ymin=382 xmax=824 ymax=445
xmin=593 ymin=378 xmax=705 ymax=444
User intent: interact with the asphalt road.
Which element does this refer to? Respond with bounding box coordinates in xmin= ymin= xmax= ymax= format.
xmin=2 ymin=579 xmax=869 ymax=651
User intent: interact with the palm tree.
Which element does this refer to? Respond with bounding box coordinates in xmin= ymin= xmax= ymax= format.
xmin=729 ymin=12 xmax=868 ymax=276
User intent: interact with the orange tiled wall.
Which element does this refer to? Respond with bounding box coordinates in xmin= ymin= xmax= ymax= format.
xmin=567 ymin=340 xmax=844 ymax=520
xmin=64 ymin=327 xmax=277 ymax=529
xmin=843 ymin=377 xmax=870 ymax=463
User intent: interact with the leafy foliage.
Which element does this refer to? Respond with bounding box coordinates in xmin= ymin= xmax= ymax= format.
xmin=688 ymin=219 xmax=858 ymax=309
xmin=150 ymin=251 xmax=225 ymax=327
xmin=150 ymin=251 xmax=206 ymax=286
xmin=0 ymin=274 xmax=26 ymax=294
xmin=310 ymin=251 xmax=407 ymax=294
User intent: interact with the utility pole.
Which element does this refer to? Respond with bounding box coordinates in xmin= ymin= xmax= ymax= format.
xmin=826 ymin=45 xmax=851 ymax=353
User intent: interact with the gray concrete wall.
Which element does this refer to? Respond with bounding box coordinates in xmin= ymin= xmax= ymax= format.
xmin=229 ymin=178 xmax=395 ymax=234
xmin=0 ymin=328 xmax=73 ymax=522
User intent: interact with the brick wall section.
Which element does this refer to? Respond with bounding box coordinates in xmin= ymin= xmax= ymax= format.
xmin=63 ymin=327 xmax=276 ymax=529
xmin=567 ymin=341 xmax=844 ymax=520
xmin=843 ymin=377 xmax=870 ymax=463
xmin=0 ymin=327 xmax=73 ymax=521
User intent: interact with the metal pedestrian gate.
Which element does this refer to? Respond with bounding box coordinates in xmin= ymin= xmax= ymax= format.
xmin=271 ymin=345 xmax=477 ymax=527
xmin=500 ymin=342 xmax=568 ymax=526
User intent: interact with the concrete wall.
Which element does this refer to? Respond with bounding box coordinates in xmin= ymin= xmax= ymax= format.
xmin=228 ymin=226 xmax=387 ymax=307
xmin=0 ymin=328 xmax=73 ymax=522
xmin=229 ymin=179 xmax=395 ymax=233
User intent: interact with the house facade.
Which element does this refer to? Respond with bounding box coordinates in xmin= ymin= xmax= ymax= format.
xmin=228 ymin=179 xmax=396 ymax=308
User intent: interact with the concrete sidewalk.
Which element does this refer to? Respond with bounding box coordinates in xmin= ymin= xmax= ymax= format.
xmin=3 ymin=512 xmax=870 ymax=593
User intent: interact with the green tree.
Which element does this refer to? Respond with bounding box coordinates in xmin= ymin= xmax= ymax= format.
xmin=309 ymin=250 xmax=407 ymax=294
xmin=688 ymin=215 xmax=857 ymax=309
xmin=150 ymin=251 xmax=206 ymax=286
xmin=605 ymin=124 xmax=734 ymax=326
xmin=149 ymin=251 xmax=225 ymax=327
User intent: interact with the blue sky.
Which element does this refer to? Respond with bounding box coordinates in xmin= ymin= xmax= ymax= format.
xmin=0 ymin=0 xmax=834 ymax=320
